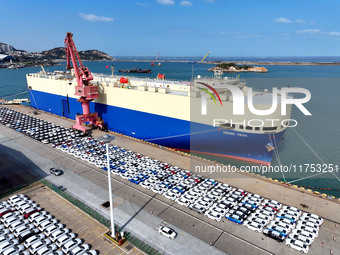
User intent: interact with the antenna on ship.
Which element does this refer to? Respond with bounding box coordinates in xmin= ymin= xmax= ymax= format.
xmin=40 ymin=65 xmax=47 ymax=75
xmin=191 ymin=61 xmax=195 ymax=82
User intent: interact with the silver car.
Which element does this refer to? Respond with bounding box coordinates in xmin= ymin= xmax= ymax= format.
xmin=24 ymin=233 xmax=46 ymax=248
xmin=0 ymin=240 xmax=19 ymax=253
xmin=56 ymin=233 xmax=77 ymax=247
xmin=2 ymin=245 xmax=25 ymax=255
xmin=29 ymin=239 xmax=52 ymax=254
xmin=69 ymin=244 xmax=90 ymax=255
xmin=61 ymin=238 xmax=83 ymax=253
xmin=49 ymin=228 xmax=71 ymax=241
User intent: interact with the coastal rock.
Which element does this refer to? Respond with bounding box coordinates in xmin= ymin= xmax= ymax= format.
xmin=0 ymin=41 xmax=113 ymax=69
xmin=208 ymin=62 xmax=268 ymax=73
xmin=39 ymin=47 xmax=113 ymax=60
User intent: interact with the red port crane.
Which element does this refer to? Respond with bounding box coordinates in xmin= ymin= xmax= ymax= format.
xmin=64 ymin=32 xmax=104 ymax=133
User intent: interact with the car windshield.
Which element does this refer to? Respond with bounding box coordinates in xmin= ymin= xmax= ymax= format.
xmin=59 ymin=235 xmax=68 ymax=241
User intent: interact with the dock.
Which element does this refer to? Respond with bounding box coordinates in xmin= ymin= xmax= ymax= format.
xmin=0 ymin=104 xmax=339 ymax=255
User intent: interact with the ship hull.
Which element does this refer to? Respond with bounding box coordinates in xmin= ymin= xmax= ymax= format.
xmin=29 ymin=89 xmax=284 ymax=165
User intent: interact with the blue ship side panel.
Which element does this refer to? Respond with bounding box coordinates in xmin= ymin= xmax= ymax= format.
xmin=29 ymin=89 xmax=191 ymax=144
xmin=29 ymin=89 xmax=284 ymax=164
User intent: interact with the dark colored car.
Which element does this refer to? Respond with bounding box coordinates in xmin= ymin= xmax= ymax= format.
xmin=18 ymin=228 xmax=40 ymax=243
xmin=230 ymin=209 xmax=248 ymax=219
xmin=235 ymin=206 xmax=252 ymax=215
xmin=50 ymin=168 xmax=63 ymax=176
xmin=241 ymin=203 xmax=257 ymax=212
xmin=263 ymin=229 xmax=285 ymax=242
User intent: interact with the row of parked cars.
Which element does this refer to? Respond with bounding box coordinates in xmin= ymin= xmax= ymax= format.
xmin=262 ymin=205 xmax=323 ymax=254
xmin=0 ymin=107 xmax=324 ymax=253
xmin=0 ymin=107 xmax=85 ymax=145
xmin=0 ymin=194 xmax=98 ymax=255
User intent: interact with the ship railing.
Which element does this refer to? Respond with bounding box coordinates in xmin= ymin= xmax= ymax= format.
xmin=195 ymin=76 xmax=241 ymax=81
xmin=92 ymin=73 xmax=189 ymax=83
xmin=250 ymin=89 xmax=294 ymax=99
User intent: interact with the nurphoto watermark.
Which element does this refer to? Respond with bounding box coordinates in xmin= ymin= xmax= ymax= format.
xmin=194 ymin=163 xmax=339 ymax=175
xmin=199 ymin=84 xmax=312 ymax=128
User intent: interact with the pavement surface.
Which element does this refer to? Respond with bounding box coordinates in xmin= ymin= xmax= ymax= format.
xmin=0 ymin=105 xmax=339 ymax=255
xmin=2 ymin=185 xmax=142 ymax=255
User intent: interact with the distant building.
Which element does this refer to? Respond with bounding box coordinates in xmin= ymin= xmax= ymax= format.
xmin=0 ymin=44 xmax=14 ymax=53
xmin=0 ymin=54 xmax=15 ymax=62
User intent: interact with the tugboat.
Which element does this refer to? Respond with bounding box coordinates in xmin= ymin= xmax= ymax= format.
xmin=118 ymin=68 xmax=151 ymax=73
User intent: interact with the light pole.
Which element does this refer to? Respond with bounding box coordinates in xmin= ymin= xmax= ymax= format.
xmin=97 ymin=134 xmax=115 ymax=237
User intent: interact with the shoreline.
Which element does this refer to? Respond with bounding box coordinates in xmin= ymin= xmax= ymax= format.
xmin=2 ymin=59 xmax=340 ymax=71
xmin=23 ymin=58 xmax=340 ymax=66
xmin=112 ymin=59 xmax=340 ymax=66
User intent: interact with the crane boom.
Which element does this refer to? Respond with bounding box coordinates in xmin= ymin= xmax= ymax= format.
xmin=201 ymin=52 xmax=211 ymax=62
xmin=65 ymin=33 xmax=94 ymax=90
xmin=64 ymin=32 xmax=104 ymax=133
xmin=151 ymin=52 xmax=160 ymax=66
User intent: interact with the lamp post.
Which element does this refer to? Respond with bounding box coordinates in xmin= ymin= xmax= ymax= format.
xmin=97 ymin=134 xmax=115 ymax=237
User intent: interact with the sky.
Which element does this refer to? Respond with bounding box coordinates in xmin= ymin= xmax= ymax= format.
xmin=1 ymin=0 xmax=340 ymax=57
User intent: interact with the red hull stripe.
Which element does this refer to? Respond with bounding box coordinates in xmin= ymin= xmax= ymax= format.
xmin=173 ymin=148 xmax=271 ymax=166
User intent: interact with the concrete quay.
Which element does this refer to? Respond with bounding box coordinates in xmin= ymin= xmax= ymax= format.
xmin=0 ymin=104 xmax=339 ymax=255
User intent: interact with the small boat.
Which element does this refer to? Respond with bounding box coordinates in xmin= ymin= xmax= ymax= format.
xmin=118 ymin=68 xmax=151 ymax=73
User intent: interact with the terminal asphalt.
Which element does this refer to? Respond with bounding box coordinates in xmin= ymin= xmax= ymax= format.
xmin=0 ymin=105 xmax=339 ymax=255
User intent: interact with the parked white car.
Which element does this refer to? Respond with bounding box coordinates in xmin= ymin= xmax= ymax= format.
xmin=24 ymin=233 xmax=46 ymax=248
xmin=243 ymin=221 xmax=264 ymax=233
xmin=29 ymin=239 xmax=52 ymax=254
xmin=285 ymin=238 xmax=309 ymax=253
xmin=302 ymin=213 xmax=323 ymax=224
xmin=69 ymin=244 xmax=90 ymax=255
xmin=49 ymin=229 xmax=71 ymax=242
xmin=61 ymin=238 xmax=83 ymax=253
xmin=282 ymin=206 xmax=302 ymax=216
xmin=2 ymin=245 xmax=25 ymax=255
xmin=205 ymin=210 xmax=223 ymax=222
xmin=56 ymin=233 xmax=77 ymax=248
